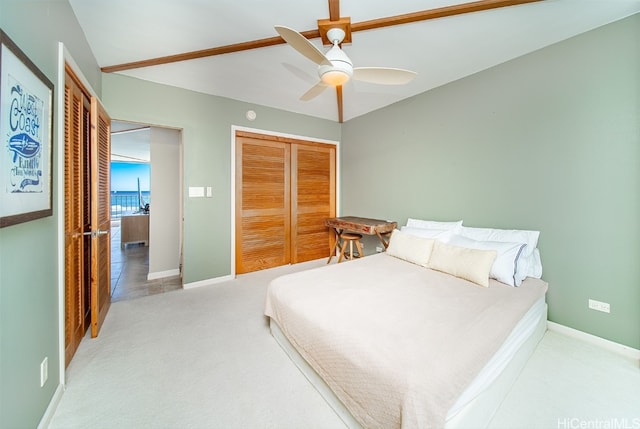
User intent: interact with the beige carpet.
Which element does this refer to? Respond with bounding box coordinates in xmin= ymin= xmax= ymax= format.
xmin=49 ymin=259 xmax=640 ymax=429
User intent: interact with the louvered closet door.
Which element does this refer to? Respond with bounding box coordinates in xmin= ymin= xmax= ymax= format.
xmin=291 ymin=143 xmax=335 ymax=263
xmin=89 ymin=97 xmax=111 ymax=338
xmin=63 ymin=71 xmax=86 ymax=366
xmin=235 ymin=131 xmax=336 ymax=274
xmin=236 ymin=135 xmax=291 ymax=274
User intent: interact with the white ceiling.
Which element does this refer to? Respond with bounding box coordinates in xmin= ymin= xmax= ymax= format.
xmin=111 ymin=121 xmax=150 ymax=163
xmin=69 ymin=0 xmax=640 ymax=123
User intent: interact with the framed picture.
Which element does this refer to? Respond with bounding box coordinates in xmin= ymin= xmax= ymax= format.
xmin=0 ymin=29 xmax=54 ymax=228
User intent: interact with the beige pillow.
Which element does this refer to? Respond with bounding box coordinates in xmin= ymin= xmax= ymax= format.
xmin=386 ymin=229 xmax=435 ymax=267
xmin=427 ymin=241 xmax=497 ymax=287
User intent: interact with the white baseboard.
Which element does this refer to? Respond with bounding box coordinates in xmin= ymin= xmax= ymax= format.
xmin=183 ymin=274 xmax=234 ymax=289
xmin=38 ymin=383 xmax=64 ymax=429
xmin=147 ymin=268 xmax=180 ymax=281
xmin=547 ymin=321 xmax=640 ymax=362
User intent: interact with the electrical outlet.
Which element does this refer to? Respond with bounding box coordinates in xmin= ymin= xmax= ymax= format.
xmin=588 ymin=299 xmax=610 ymax=314
xmin=376 ymin=246 xmax=383 ymax=253
xmin=40 ymin=357 xmax=48 ymax=387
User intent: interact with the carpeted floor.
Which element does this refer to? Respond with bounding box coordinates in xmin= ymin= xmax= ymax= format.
xmin=49 ymin=259 xmax=640 ymax=429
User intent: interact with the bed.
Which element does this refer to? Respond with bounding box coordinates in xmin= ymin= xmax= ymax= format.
xmin=265 ymin=224 xmax=548 ymax=429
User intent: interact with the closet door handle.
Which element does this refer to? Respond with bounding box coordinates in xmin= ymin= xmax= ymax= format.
xmin=81 ymin=230 xmax=109 ymax=238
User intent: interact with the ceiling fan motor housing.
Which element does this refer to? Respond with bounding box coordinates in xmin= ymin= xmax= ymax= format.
xmin=318 ymin=43 xmax=353 ymax=85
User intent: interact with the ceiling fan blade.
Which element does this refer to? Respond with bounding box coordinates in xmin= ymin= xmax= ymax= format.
xmin=300 ymin=82 xmax=329 ymax=101
xmin=352 ymin=67 xmax=417 ymax=85
xmin=275 ymin=25 xmax=332 ymax=66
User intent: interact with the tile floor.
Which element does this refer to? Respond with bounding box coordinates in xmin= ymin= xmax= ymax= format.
xmin=110 ymin=220 xmax=182 ymax=302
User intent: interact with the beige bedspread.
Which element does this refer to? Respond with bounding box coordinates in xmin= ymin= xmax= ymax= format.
xmin=265 ymin=253 xmax=548 ymax=429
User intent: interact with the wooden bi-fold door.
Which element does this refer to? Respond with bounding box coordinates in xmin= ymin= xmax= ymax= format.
xmin=64 ymin=66 xmax=111 ymax=366
xmin=89 ymin=96 xmax=112 ymax=338
xmin=235 ymin=131 xmax=335 ymax=274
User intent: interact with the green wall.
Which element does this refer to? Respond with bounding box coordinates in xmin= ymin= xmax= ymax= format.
xmin=0 ymin=0 xmax=102 ymax=427
xmin=101 ymin=73 xmax=341 ymax=284
xmin=0 ymin=1 xmax=339 ymax=425
xmin=341 ymin=14 xmax=640 ymax=349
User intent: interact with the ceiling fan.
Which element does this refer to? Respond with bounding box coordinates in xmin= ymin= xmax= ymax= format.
xmin=101 ymin=0 xmax=542 ymax=123
xmin=274 ymin=24 xmax=416 ymax=104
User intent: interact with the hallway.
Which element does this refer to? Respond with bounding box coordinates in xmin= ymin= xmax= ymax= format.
xmin=110 ymin=220 xmax=182 ymax=302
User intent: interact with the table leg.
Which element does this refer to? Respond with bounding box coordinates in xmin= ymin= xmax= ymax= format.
xmin=375 ymin=231 xmax=392 ymax=249
xmin=327 ymin=228 xmax=343 ymax=263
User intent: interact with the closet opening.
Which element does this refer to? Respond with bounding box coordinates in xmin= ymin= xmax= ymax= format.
xmin=234 ymin=129 xmax=337 ymax=274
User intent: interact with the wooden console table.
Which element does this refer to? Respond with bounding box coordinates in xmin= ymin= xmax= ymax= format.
xmin=120 ymin=214 xmax=149 ymax=249
xmin=325 ymin=216 xmax=397 ymax=263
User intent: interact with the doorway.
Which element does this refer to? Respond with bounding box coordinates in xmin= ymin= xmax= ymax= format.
xmin=109 ymin=121 xmax=184 ymax=301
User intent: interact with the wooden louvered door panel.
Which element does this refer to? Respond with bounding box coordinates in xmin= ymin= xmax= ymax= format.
xmin=236 ymin=135 xmax=291 ymax=274
xmin=291 ymin=143 xmax=335 ymax=263
xmin=89 ymin=97 xmax=111 ymax=337
xmin=63 ymin=70 xmax=88 ymax=366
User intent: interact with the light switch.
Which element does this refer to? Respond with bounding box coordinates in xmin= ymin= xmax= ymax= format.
xmin=206 ymin=187 xmax=213 ymax=197
xmin=189 ymin=186 xmax=205 ymax=198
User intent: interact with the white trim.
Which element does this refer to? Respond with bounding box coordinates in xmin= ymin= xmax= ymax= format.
xmin=37 ymin=383 xmax=64 ymax=429
xmin=147 ymin=268 xmax=180 ymax=281
xmin=183 ymin=274 xmax=234 ymax=289
xmin=230 ymin=125 xmax=341 ymax=278
xmin=56 ymin=42 xmax=66 ymax=394
xmin=233 ymin=125 xmax=341 ymax=146
xmin=547 ymin=321 xmax=640 ymax=362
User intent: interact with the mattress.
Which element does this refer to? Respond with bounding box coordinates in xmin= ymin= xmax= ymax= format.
xmin=447 ymin=296 xmax=547 ymax=419
xmin=270 ymin=301 xmax=547 ymax=428
xmin=265 ymin=253 xmax=548 ymax=429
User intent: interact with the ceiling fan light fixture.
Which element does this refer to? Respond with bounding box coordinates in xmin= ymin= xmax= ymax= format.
xmin=321 ymin=69 xmax=350 ymax=86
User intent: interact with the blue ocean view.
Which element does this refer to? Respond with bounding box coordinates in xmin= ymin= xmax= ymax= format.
xmin=111 ymin=161 xmax=150 ymax=217
xmin=110 ymin=191 xmax=151 ymax=217
xmin=111 ymin=190 xmax=151 ymax=199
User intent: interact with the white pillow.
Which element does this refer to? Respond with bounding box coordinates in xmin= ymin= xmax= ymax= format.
xmin=448 ymin=234 xmax=528 ymax=286
xmin=400 ymin=226 xmax=454 ymax=242
xmin=427 ymin=241 xmax=497 ymax=288
xmin=406 ymin=218 xmax=463 ymax=231
xmin=386 ymin=229 xmax=435 ymax=267
xmin=460 ymin=226 xmax=539 ymax=259
xmin=527 ymin=248 xmax=543 ymax=278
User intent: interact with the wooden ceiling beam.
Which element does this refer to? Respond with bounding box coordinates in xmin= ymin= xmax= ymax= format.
xmin=351 ymin=0 xmax=542 ymax=33
xmin=328 ymin=0 xmax=340 ymax=22
xmin=336 ymin=85 xmax=343 ymax=123
xmin=100 ymin=0 xmax=542 ymax=73
xmin=101 ymin=30 xmax=320 ymax=73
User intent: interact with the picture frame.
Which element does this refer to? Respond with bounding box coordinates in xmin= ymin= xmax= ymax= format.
xmin=0 ymin=29 xmax=54 ymax=228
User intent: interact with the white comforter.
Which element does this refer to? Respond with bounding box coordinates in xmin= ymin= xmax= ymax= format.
xmin=265 ymin=253 xmax=548 ymax=429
